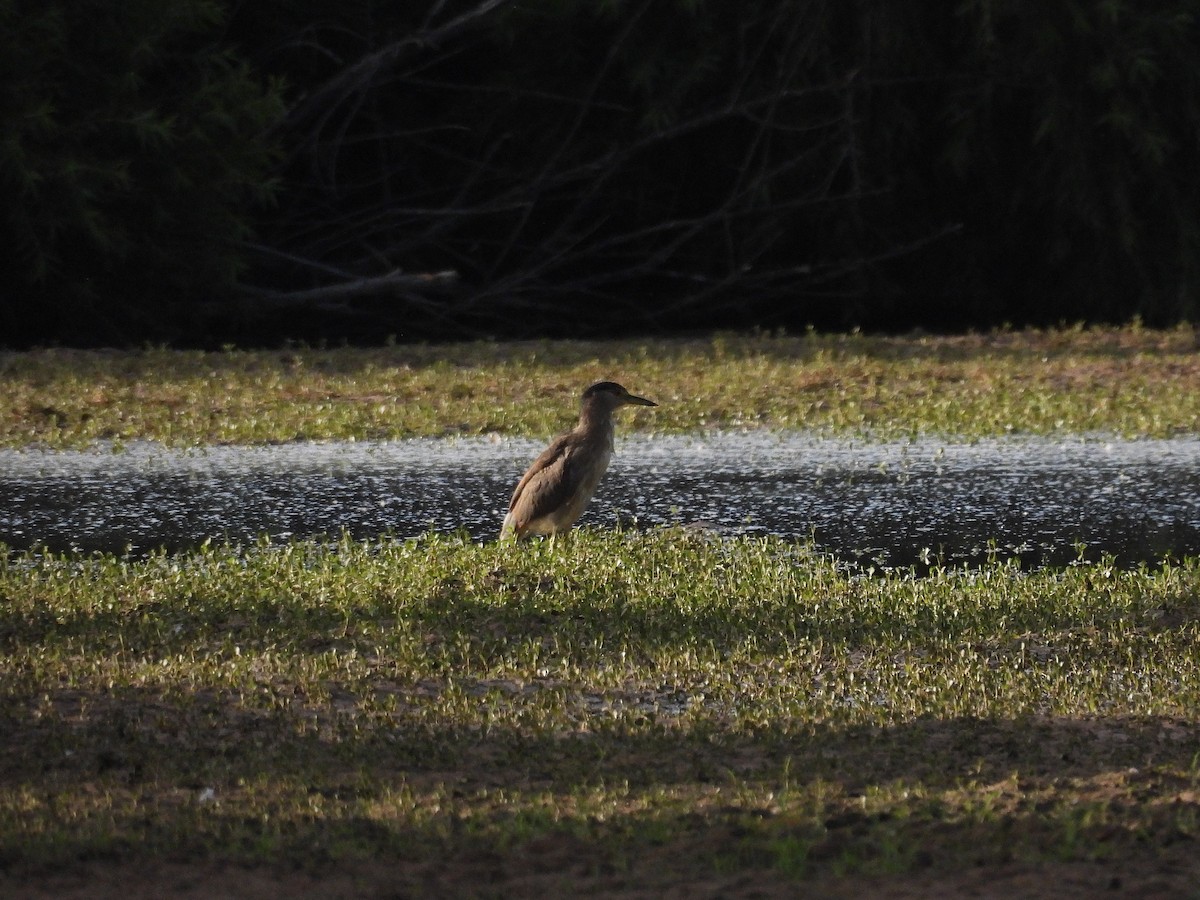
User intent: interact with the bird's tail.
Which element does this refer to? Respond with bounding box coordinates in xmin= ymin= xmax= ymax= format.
xmin=499 ymin=512 xmax=518 ymax=540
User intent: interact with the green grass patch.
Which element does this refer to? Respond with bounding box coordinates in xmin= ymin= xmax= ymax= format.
xmin=5 ymin=325 xmax=1200 ymax=447
xmin=3 ymin=530 xmax=1199 ymax=885
xmin=4 ymin=326 xmax=1200 ymax=891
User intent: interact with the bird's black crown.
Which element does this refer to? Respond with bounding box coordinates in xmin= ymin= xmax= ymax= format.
xmin=583 ymin=381 xmax=628 ymax=398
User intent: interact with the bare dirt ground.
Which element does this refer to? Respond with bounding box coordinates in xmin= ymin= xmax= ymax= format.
xmin=6 ymin=843 xmax=1198 ymax=899
xmin=4 ymin=714 xmax=1199 ymax=897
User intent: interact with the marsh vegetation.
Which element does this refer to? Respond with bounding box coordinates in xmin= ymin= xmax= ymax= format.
xmin=5 ymin=326 xmax=1200 ymax=449
xmin=2 ymin=327 xmax=1199 ymax=896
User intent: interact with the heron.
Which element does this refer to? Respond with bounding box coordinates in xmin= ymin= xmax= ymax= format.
xmin=500 ymin=381 xmax=657 ymax=539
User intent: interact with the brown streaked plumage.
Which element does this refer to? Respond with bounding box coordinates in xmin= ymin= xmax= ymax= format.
xmin=500 ymin=382 xmax=657 ymax=539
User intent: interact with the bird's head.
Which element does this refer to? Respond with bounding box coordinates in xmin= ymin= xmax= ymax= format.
xmin=582 ymin=381 xmax=657 ymax=411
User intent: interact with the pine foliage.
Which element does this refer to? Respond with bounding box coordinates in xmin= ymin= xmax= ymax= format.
xmin=0 ymin=0 xmax=283 ymax=343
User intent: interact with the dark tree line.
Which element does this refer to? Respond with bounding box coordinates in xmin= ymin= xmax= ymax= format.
xmin=2 ymin=0 xmax=1198 ymax=346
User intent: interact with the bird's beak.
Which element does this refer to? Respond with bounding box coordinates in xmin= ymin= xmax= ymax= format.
xmin=624 ymin=392 xmax=657 ymax=407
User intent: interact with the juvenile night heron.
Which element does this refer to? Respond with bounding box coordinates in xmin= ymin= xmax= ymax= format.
xmin=500 ymin=381 xmax=657 ymax=539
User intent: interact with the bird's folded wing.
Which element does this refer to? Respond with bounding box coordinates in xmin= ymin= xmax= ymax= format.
xmin=507 ymin=436 xmax=579 ymax=525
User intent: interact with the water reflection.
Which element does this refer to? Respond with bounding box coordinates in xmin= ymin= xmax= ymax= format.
xmin=2 ymin=434 xmax=1200 ymax=568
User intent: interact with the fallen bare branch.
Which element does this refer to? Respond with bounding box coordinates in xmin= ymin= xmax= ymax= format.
xmin=241 ymin=270 xmax=459 ymax=311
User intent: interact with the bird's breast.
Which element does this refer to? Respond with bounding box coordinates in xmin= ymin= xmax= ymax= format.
xmin=571 ymin=441 xmax=613 ymax=498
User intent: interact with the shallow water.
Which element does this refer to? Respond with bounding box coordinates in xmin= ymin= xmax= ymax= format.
xmin=2 ymin=433 xmax=1200 ymax=568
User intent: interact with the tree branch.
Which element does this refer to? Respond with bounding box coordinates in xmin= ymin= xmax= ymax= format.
xmin=241 ymin=269 xmax=459 ymax=312
xmin=282 ymin=0 xmax=508 ymax=133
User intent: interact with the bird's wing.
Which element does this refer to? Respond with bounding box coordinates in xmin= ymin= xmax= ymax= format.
xmin=507 ymin=435 xmax=579 ymax=526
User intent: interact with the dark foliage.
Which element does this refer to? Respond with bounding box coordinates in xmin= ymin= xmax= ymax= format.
xmin=0 ymin=0 xmax=283 ymax=345
xmin=941 ymin=0 xmax=1200 ymax=326
xmin=2 ymin=0 xmax=1198 ymax=345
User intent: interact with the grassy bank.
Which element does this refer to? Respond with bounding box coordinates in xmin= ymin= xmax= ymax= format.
xmin=3 ymin=327 xmax=1200 ymax=895
xmin=2 ymin=532 xmax=1199 ymax=894
xmin=3 ymin=325 xmax=1200 ymax=448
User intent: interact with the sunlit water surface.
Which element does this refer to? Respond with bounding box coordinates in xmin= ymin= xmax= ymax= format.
xmin=3 ymin=433 xmax=1200 ymax=569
